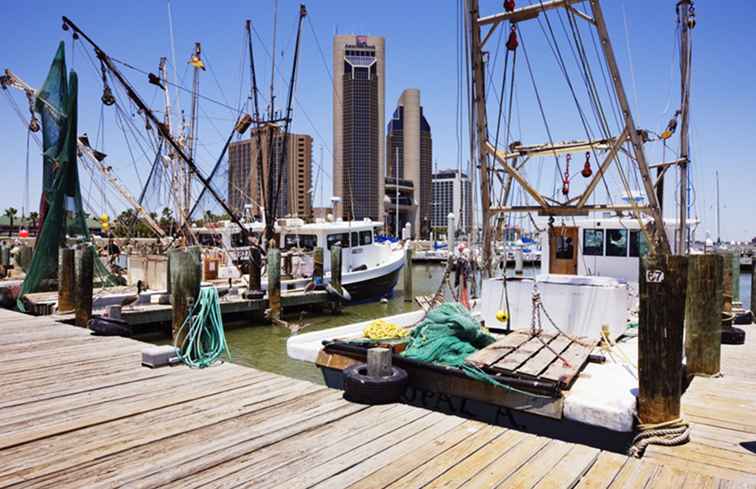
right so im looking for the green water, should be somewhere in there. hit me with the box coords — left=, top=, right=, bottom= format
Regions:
left=223, top=263, right=449, bottom=384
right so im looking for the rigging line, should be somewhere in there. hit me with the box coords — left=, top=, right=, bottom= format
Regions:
left=621, top=2, right=641, bottom=123
left=202, top=51, right=234, bottom=110
left=492, top=48, right=510, bottom=205
left=587, top=19, right=622, bottom=133
left=167, top=0, right=183, bottom=120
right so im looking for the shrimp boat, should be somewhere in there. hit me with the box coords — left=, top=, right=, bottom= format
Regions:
left=289, top=0, right=702, bottom=451
left=193, top=217, right=405, bottom=300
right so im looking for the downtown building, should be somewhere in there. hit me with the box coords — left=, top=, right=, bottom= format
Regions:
left=432, top=169, right=472, bottom=233
left=385, top=89, right=432, bottom=238
left=332, top=34, right=385, bottom=222
left=227, top=125, right=313, bottom=219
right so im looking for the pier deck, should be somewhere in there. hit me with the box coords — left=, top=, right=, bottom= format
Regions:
left=0, top=308, right=753, bottom=488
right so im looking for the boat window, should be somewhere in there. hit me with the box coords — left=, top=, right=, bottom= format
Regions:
left=360, top=230, right=373, bottom=246
left=606, top=229, right=628, bottom=257
left=583, top=229, right=604, bottom=256
left=283, top=234, right=318, bottom=251
left=231, top=233, right=245, bottom=247
left=629, top=230, right=648, bottom=257
left=555, top=236, right=575, bottom=260
left=198, top=233, right=222, bottom=246
left=327, top=233, right=350, bottom=249
left=351, top=232, right=359, bottom=247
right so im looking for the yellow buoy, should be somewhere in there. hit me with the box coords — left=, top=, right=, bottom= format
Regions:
left=495, top=310, right=508, bottom=322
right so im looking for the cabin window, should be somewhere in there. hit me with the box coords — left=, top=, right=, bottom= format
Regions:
left=231, top=233, right=245, bottom=247
left=583, top=229, right=604, bottom=256
left=327, top=233, right=350, bottom=249
left=629, top=230, right=648, bottom=257
left=351, top=232, right=359, bottom=247
left=360, top=230, right=373, bottom=246
left=606, top=229, right=628, bottom=257
left=283, top=234, right=317, bottom=251
left=555, top=236, right=575, bottom=260
left=198, top=233, right=222, bottom=246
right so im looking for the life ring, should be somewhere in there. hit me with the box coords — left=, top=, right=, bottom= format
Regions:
left=343, top=363, right=408, bottom=405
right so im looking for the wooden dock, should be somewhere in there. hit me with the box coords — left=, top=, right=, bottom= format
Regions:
left=0, top=308, right=754, bottom=488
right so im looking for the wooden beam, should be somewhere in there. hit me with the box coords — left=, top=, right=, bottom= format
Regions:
left=492, top=138, right=613, bottom=161
left=649, top=158, right=687, bottom=170
left=485, top=141, right=550, bottom=209
left=575, top=128, right=627, bottom=208
left=566, top=4, right=595, bottom=24
left=478, top=0, right=586, bottom=25
left=490, top=204, right=651, bottom=216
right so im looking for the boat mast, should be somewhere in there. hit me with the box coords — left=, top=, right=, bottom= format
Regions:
left=246, top=19, right=267, bottom=225
left=677, top=0, right=694, bottom=254
left=185, top=42, right=203, bottom=228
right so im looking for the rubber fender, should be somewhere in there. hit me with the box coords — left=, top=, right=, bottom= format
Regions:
left=343, top=363, right=408, bottom=405
left=89, top=316, right=132, bottom=337
left=721, top=326, right=746, bottom=345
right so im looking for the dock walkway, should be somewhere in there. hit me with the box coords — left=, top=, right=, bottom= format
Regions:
left=0, top=308, right=753, bottom=488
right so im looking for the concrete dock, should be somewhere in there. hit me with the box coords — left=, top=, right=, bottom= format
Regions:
left=0, top=308, right=754, bottom=488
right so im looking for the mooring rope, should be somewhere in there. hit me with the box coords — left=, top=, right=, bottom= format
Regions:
left=628, top=417, right=691, bottom=458
left=174, top=287, right=230, bottom=368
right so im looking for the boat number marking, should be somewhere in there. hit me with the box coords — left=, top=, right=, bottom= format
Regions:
left=646, top=270, right=664, bottom=283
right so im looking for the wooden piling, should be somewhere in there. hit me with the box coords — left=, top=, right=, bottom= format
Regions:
left=638, top=254, right=688, bottom=425
left=685, top=254, right=723, bottom=376
left=721, top=252, right=733, bottom=314
left=57, top=247, right=75, bottom=314
left=404, top=247, right=414, bottom=302
left=367, top=347, right=393, bottom=377
left=282, top=252, right=292, bottom=278
left=74, top=245, right=94, bottom=328
left=267, top=240, right=281, bottom=322
left=250, top=246, right=262, bottom=292
left=330, top=244, right=342, bottom=293
left=731, top=253, right=741, bottom=304
left=168, top=246, right=201, bottom=342
left=751, top=259, right=756, bottom=315
left=313, top=247, right=324, bottom=283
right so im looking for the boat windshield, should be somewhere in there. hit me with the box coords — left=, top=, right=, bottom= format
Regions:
left=283, top=234, right=318, bottom=251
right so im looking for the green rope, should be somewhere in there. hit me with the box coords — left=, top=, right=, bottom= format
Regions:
left=174, top=287, right=230, bottom=368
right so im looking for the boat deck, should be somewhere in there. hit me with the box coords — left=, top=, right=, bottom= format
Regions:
left=0, top=308, right=753, bottom=488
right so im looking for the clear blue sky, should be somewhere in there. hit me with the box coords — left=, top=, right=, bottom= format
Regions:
left=1, top=0, right=753, bottom=241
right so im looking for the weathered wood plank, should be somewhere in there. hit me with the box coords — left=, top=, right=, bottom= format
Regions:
left=465, top=331, right=533, bottom=368
left=516, top=334, right=573, bottom=378
left=539, top=339, right=595, bottom=388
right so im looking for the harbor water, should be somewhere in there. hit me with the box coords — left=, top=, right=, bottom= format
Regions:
left=222, top=264, right=752, bottom=385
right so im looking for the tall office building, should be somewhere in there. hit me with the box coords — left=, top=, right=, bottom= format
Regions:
left=228, top=125, right=312, bottom=219
left=386, top=89, right=432, bottom=238
left=432, top=170, right=473, bottom=233
left=333, top=34, right=385, bottom=221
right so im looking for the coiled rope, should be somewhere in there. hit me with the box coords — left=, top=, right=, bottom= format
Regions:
left=174, top=287, right=230, bottom=368
left=628, top=417, right=690, bottom=458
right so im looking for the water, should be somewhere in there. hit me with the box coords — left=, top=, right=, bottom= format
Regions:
left=739, top=271, right=752, bottom=310
left=224, top=263, right=449, bottom=384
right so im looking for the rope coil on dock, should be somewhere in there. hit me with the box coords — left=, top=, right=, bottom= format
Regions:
left=628, top=417, right=690, bottom=458
left=174, top=287, right=230, bottom=368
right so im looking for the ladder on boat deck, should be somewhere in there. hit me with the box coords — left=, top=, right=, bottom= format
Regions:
left=466, top=331, right=596, bottom=390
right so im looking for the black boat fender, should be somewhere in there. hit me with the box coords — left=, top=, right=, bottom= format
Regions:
left=88, top=316, right=132, bottom=337
left=343, top=363, right=408, bottom=405
left=721, top=326, right=746, bottom=345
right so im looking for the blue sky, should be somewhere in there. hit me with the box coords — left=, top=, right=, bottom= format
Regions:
left=1, top=0, right=754, bottom=241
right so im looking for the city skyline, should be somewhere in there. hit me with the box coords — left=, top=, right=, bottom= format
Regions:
left=0, top=1, right=753, bottom=240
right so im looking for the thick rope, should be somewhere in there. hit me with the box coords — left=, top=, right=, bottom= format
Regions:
left=628, top=417, right=690, bottom=458
left=174, top=287, right=230, bottom=368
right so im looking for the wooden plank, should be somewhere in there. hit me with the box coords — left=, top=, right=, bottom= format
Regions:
left=606, top=458, right=660, bottom=489
left=490, top=335, right=554, bottom=372
left=539, top=339, right=595, bottom=388
left=516, top=334, right=573, bottom=378
left=495, top=439, right=573, bottom=488
left=465, top=331, right=532, bottom=368
left=532, top=444, right=600, bottom=489
left=457, top=435, right=550, bottom=488
left=574, top=451, right=629, bottom=489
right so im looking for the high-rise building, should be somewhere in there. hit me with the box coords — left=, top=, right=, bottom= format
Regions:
left=228, top=125, right=312, bottom=219
left=333, top=34, right=385, bottom=222
left=432, top=170, right=473, bottom=233
left=386, top=89, right=432, bottom=238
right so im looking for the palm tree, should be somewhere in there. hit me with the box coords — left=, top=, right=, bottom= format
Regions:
left=29, top=211, right=39, bottom=231
left=4, top=208, right=18, bottom=236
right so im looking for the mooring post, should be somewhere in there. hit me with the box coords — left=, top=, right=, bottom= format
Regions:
left=282, top=252, right=292, bottom=278
left=74, top=245, right=94, bottom=328
left=751, top=258, right=756, bottom=316
left=721, top=251, right=734, bottom=314
left=331, top=244, right=342, bottom=292
left=685, top=254, right=724, bottom=376
left=313, top=247, right=324, bottom=283
left=731, top=253, right=741, bottom=304
left=367, top=347, right=393, bottom=377
left=404, top=246, right=414, bottom=302
left=638, top=254, right=688, bottom=424
left=168, top=246, right=201, bottom=343
left=250, top=246, right=262, bottom=292
left=267, top=240, right=281, bottom=322
left=57, top=247, right=75, bottom=314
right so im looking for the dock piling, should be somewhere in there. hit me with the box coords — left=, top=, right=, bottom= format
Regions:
left=57, top=247, right=75, bottom=314
left=367, top=347, right=393, bottom=377
left=267, top=240, right=281, bottom=322
left=313, top=247, right=324, bottom=283
left=721, top=251, right=734, bottom=314
left=638, top=254, right=688, bottom=424
left=685, top=254, right=723, bottom=376
left=731, top=253, right=741, bottom=304
left=250, top=246, right=262, bottom=292
left=168, top=246, right=201, bottom=342
left=404, top=246, right=414, bottom=302
left=74, top=245, right=94, bottom=328
left=751, top=258, right=755, bottom=314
